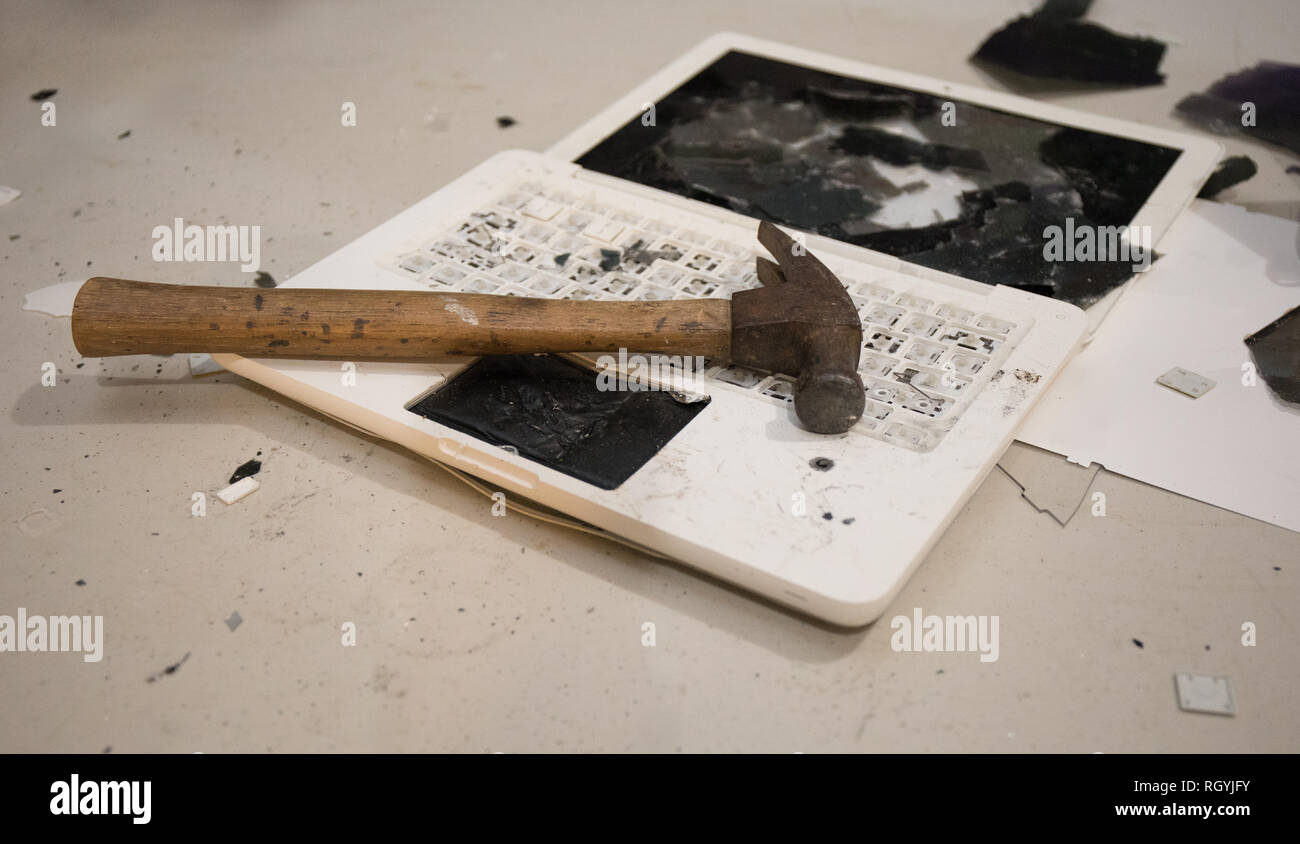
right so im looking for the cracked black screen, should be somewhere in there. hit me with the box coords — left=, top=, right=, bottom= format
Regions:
left=576, top=50, right=1183, bottom=308
left=409, top=354, right=710, bottom=490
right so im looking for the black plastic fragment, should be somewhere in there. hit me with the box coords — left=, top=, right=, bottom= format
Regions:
left=1197, top=156, right=1258, bottom=199
left=1175, top=62, right=1300, bottom=156
left=407, top=355, right=709, bottom=490
left=30, top=88, right=57, bottom=101
left=598, top=249, right=622, bottom=271
left=1244, top=305, right=1300, bottom=405
left=229, top=459, right=262, bottom=484
left=971, top=0, right=1166, bottom=87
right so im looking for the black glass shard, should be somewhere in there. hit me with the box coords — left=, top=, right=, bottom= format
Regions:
left=1245, top=305, right=1300, bottom=405
left=1176, top=62, right=1300, bottom=156
left=971, top=0, right=1167, bottom=87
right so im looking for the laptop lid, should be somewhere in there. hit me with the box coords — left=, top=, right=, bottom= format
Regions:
left=548, top=33, right=1223, bottom=335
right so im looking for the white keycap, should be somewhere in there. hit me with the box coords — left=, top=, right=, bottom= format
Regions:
left=582, top=218, right=625, bottom=242
left=521, top=197, right=562, bottom=221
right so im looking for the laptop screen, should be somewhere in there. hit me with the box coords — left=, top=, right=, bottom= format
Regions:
left=575, top=50, right=1182, bottom=308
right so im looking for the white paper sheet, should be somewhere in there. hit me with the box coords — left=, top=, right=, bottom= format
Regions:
left=1017, top=200, right=1300, bottom=534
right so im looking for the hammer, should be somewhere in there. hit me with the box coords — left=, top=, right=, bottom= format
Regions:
left=71, top=221, right=866, bottom=433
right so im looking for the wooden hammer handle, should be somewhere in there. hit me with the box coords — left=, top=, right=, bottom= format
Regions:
left=71, top=277, right=732, bottom=361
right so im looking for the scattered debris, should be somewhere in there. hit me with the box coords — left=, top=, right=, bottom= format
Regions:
left=998, top=442, right=1100, bottom=526
left=809, top=456, right=835, bottom=471
left=554, top=252, right=570, bottom=267
left=1132, top=638, right=1144, bottom=648
left=598, top=248, right=621, bottom=271
left=1174, top=672, right=1236, bottom=716
left=842, top=517, right=855, bottom=525
left=146, top=652, right=190, bottom=683
left=0, top=185, right=20, bottom=207
left=621, top=239, right=687, bottom=271
left=116, top=129, right=131, bottom=140
left=228, top=459, right=262, bottom=484
left=75, top=579, right=86, bottom=587
left=1288, top=165, right=1300, bottom=176
left=1176, top=61, right=1300, bottom=155
left=971, top=0, right=1167, bottom=87
left=30, top=88, right=57, bottom=101
left=1196, top=156, right=1258, bottom=199
left=1156, top=366, right=1216, bottom=399
left=667, top=389, right=708, bottom=405
left=252, top=271, right=277, bottom=288
left=217, top=476, right=260, bottom=505
left=22, top=280, right=83, bottom=317
left=822, top=512, right=834, bottom=521
left=1244, top=305, right=1300, bottom=404
left=187, top=353, right=224, bottom=377
left=224, top=611, right=243, bottom=632
left=422, top=108, right=451, bottom=132
left=495, top=115, right=517, bottom=129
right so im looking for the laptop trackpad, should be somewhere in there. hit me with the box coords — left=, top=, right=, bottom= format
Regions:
left=407, top=355, right=710, bottom=490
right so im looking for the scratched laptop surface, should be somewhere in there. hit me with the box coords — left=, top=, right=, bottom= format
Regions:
left=215, top=148, right=1088, bottom=625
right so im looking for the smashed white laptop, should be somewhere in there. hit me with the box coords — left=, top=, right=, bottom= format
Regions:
left=214, top=35, right=1219, bottom=624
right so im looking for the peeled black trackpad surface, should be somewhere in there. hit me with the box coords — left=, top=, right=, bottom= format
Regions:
left=407, top=355, right=709, bottom=490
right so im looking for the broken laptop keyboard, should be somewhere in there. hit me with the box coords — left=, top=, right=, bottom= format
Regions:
left=385, top=182, right=1026, bottom=452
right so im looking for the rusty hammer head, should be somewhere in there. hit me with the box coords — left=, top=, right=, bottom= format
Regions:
left=729, top=221, right=865, bottom=434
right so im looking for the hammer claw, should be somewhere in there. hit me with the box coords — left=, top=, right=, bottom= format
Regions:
left=754, top=257, right=787, bottom=287
left=756, top=220, right=799, bottom=267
